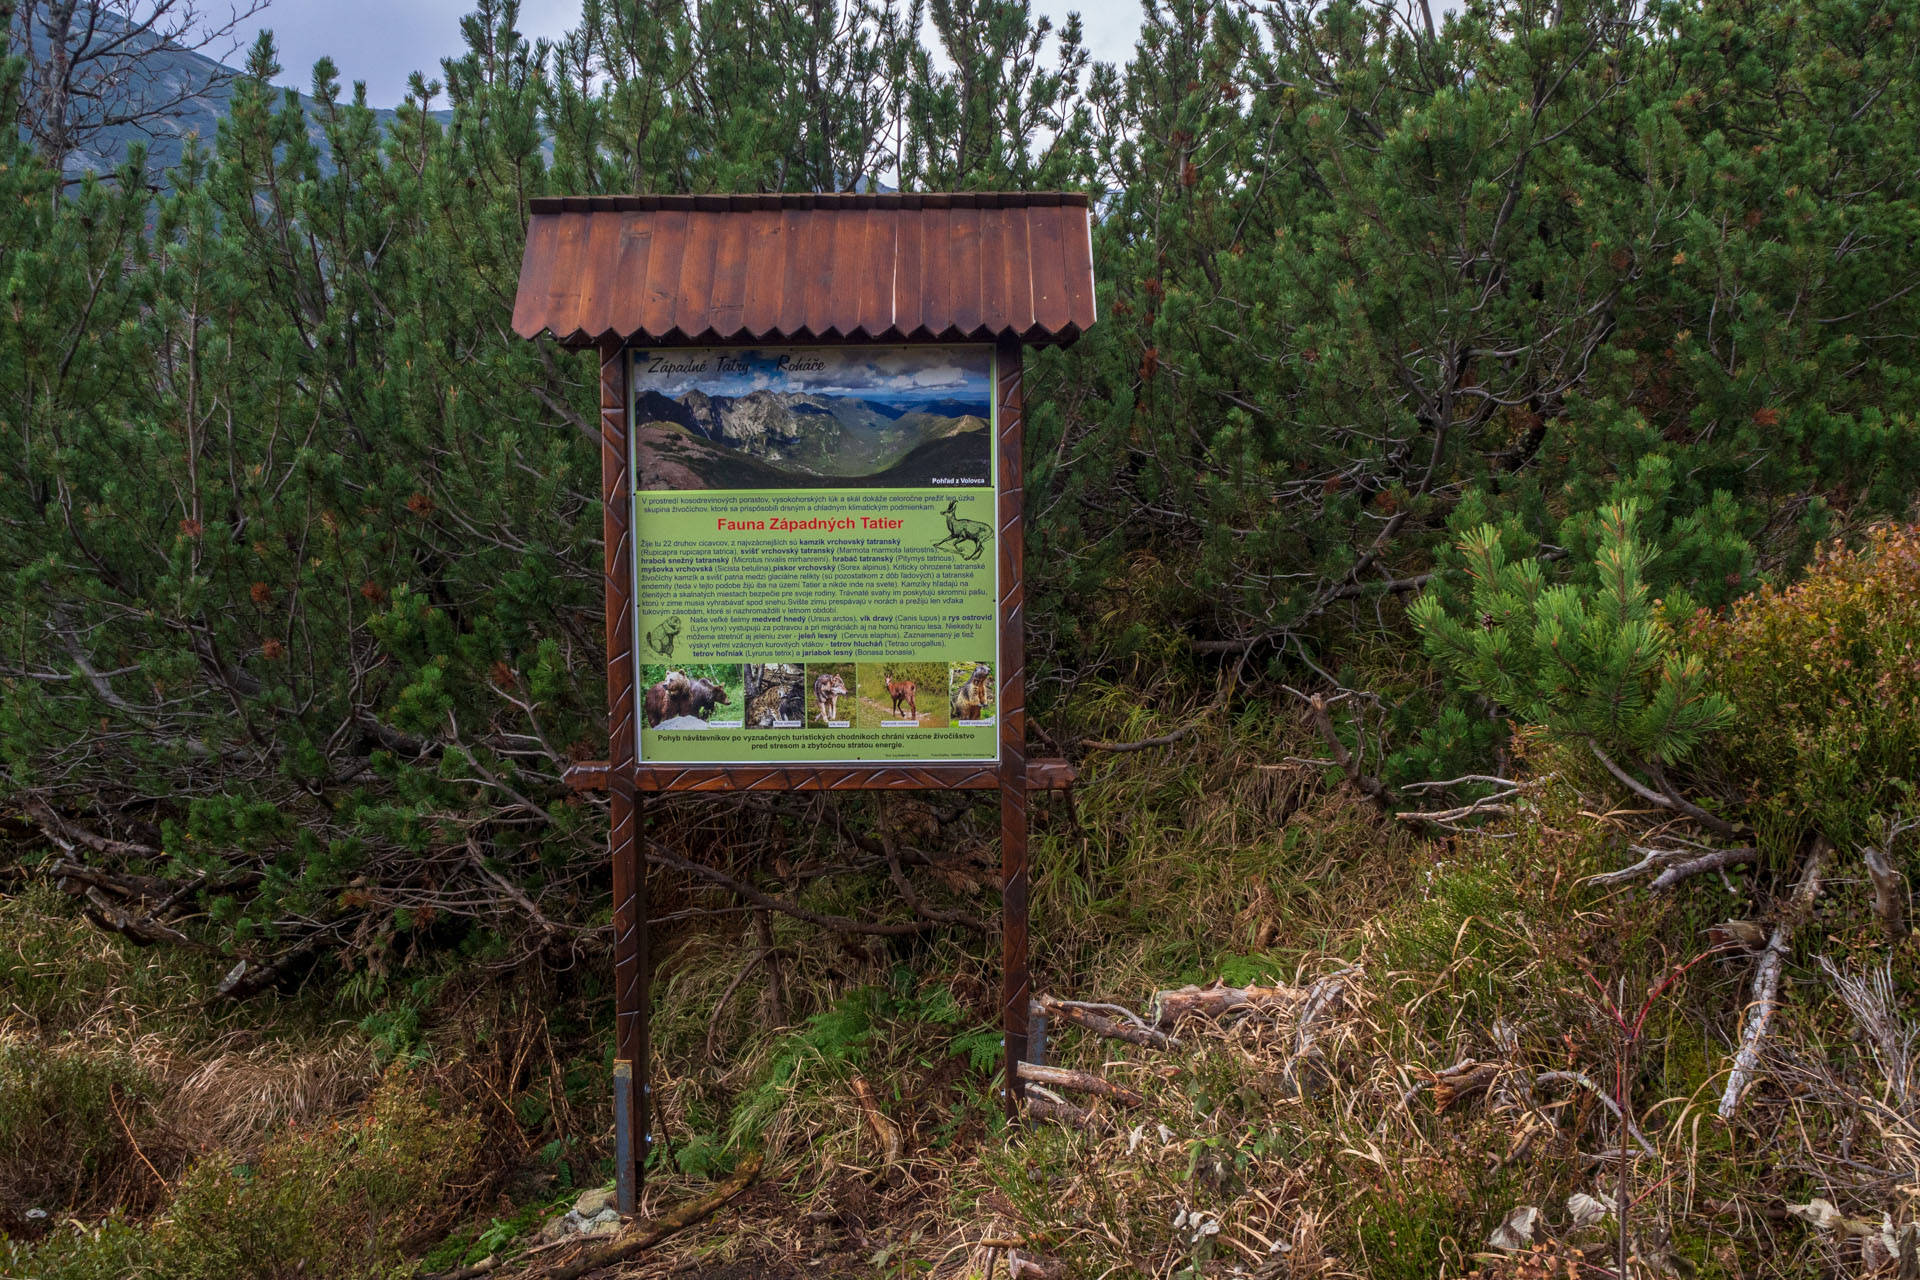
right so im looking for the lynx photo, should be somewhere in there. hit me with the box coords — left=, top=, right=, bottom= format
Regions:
left=742, top=662, right=807, bottom=728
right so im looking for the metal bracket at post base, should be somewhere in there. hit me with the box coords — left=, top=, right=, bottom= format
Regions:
left=612, top=1063, right=657, bottom=1216
left=613, top=1059, right=637, bottom=1215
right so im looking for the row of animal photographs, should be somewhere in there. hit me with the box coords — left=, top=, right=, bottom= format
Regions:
left=640, top=661, right=995, bottom=731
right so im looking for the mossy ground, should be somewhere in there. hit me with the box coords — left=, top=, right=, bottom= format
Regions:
left=2, top=683, right=1910, bottom=1278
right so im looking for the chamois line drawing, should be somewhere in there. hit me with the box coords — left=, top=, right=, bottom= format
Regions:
left=933, top=499, right=993, bottom=561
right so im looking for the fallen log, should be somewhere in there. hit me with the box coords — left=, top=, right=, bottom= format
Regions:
left=1016, top=1062, right=1145, bottom=1108
left=1150, top=980, right=1309, bottom=1028
left=1023, top=1088, right=1109, bottom=1134
left=535, top=1151, right=764, bottom=1280
left=1031, top=995, right=1176, bottom=1050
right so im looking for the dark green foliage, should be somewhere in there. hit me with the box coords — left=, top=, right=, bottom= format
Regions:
left=157, top=1073, right=487, bottom=1280
left=0, top=1038, right=160, bottom=1215
left=2, top=0, right=1918, bottom=994
left=4, top=1071, right=490, bottom=1280
left=1034, top=0, right=1920, bottom=773
left=0, top=0, right=1097, bottom=988
left=1414, top=499, right=1732, bottom=765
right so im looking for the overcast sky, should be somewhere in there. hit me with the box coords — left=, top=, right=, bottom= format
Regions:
left=231, top=0, right=1147, bottom=108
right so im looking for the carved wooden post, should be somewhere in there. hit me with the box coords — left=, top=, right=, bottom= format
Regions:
left=996, top=338, right=1029, bottom=1116
left=601, top=342, right=649, bottom=1211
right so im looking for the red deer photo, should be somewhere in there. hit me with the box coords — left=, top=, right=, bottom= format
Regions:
left=886, top=673, right=916, bottom=718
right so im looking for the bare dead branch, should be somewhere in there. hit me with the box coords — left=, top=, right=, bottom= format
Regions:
left=883, top=835, right=991, bottom=933
left=1080, top=725, right=1197, bottom=754
left=1151, top=979, right=1311, bottom=1028
left=1032, top=994, right=1177, bottom=1050
left=1298, top=691, right=1395, bottom=810
left=1589, top=742, right=1742, bottom=839
left=645, top=840, right=939, bottom=937
left=850, top=1075, right=904, bottom=1165
left=1534, top=1071, right=1659, bottom=1158
left=534, top=1152, right=763, bottom=1280
left=1023, top=1086, right=1107, bottom=1134
left=1720, top=839, right=1830, bottom=1119
left=1016, top=1061, right=1145, bottom=1108
left=1588, top=843, right=1758, bottom=891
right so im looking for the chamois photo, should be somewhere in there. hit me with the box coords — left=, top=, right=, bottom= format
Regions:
left=852, top=662, right=949, bottom=729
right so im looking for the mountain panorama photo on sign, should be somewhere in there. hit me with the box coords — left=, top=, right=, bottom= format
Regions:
left=629, top=347, right=993, bottom=491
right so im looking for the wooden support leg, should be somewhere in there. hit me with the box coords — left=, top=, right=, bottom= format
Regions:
left=601, top=338, right=648, bottom=1211
left=995, top=337, right=1029, bottom=1121
left=1002, top=774, right=1030, bottom=1118
left=612, top=781, right=649, bottom=1211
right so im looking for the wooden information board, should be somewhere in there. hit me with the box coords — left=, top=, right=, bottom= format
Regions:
left=513, top=192, right=1096, bottom=1210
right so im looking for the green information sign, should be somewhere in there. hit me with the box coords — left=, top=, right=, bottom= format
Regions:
left=631, top=346, right=1001, bottom=764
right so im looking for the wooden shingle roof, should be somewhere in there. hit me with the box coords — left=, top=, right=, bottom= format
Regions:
left=512, top=192, right=1096, bottom=348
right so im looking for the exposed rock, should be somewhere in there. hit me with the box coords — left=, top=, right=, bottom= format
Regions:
left=573, top=1187, right=616, bottom=1218
left=536, top=1186, right=624, bottom=1244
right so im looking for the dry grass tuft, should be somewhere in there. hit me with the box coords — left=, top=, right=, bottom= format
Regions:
left=165, top=1037, right=376, bottom=1156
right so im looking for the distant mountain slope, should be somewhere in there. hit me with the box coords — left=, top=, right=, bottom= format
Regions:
left=634, top=419, right=992, bottom=491
left=634, top=386, right=991, bottom=486
left=11, top=11, right=449, bottom=179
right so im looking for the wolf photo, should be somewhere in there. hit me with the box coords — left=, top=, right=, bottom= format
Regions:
left=806, top=662, right=856, bottom=728
left=852, top=662, right=950, bottom=730
left=743, top=663, right=806, bottom=728
left=630, top=346, right=992, bottom=491
left=949, top=661, right=994, bottom=724
left=640, top=664, right=742, bottom=729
